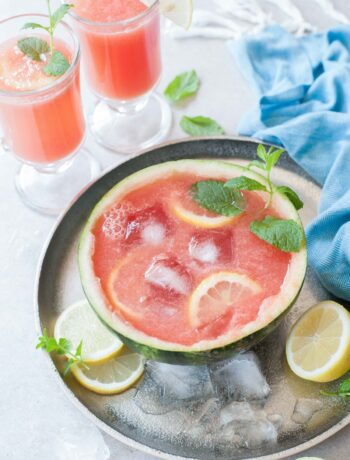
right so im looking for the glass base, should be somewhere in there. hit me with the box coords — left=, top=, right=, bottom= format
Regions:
left=89, top=92, right=172, bottom=155
left=15, top=149, right=101, bottom=216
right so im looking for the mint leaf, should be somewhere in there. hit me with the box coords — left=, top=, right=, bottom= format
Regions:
left=164, top=70, right=200, bottom=103
left=22, top=22, right=49, bottom=32
left=191, top=180, right=245, bottom=217
left=247, top=160, right=266, bottom=171
left=180, top=116, right=225, bottom=137
left=277, top=186, right=304, bottom=210
left=257, top=144, right=268, bottom=162
left=250, top=216, right=303, bottom=252
left=43, top=50, right=70, bottom=76
left=338, top=380, right=350, bottom=395
left=266, top=148, right=285, bottom=171
left=17, top=37, right=49, bottom=61
left=225, top=176, right=267, bottom=192
left=51, top=4, right=73, bottom=30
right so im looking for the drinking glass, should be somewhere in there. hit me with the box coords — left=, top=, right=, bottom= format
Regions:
left=70, top=0, right=172, bottom=154
left=0, top=15, right=100, bottom=215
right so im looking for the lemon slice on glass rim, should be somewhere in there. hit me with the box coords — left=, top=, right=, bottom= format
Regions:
left=141, top=0, right=193, bottom=29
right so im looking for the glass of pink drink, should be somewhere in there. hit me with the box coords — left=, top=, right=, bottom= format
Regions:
left=70, top=0, right=172, bottom=154
left=0, top=15, right=100, bottom=215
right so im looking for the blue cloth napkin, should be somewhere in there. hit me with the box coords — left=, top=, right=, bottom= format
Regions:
left=228, top=25, right=350, bottom=301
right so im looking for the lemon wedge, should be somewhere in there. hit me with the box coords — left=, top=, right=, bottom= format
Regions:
left=189, top=271, right=261, bottom=328
left=171, top=201, right=237, bottom=229
left=71, top=348, right=144, bottom=395
left=141, top=0, right=193, bottom=29
left=286, top=301, right=350, bottom=383
left=54, top=299, right=123, bottom=364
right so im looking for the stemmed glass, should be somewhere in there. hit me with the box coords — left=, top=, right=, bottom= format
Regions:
left=0, top=15, right=100, bottom=215
left=69, top=0, right=172, bottom=154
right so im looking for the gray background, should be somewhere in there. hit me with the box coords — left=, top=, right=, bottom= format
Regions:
left=1, top=1, right=350, bottom=459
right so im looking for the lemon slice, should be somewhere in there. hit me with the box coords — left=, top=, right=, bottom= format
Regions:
left=141, top=0, right=193, bottom=29
left=189, top=271, right=262, bottom=328
left=54, top=299, right=123, bottom=364
left=71, top=348, right=145, bottom=395
left=286, top=301, right=350, bottom=383
left=171, top=201, right=236, bottom=229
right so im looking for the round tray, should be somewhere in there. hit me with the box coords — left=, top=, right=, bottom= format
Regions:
left=35, top=137, right=350, bottom=460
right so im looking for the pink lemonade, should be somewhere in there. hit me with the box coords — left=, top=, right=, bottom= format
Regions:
left=73, top=0, right=161, bottom=100
left=0, top=36, right=85, bottom=164
left=91, top=173, right=291, bottom=346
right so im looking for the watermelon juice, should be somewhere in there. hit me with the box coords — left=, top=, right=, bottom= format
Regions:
left=90, top=171, right=292, bottom=347
left=0, top=15, right=100, bottom=215
left=71, top=0, right=161, bottom=101
left=0, top=32, right=85, bottom=164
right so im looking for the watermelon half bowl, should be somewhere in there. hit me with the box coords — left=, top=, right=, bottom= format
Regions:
left=78, top=159, right=307, bottom=365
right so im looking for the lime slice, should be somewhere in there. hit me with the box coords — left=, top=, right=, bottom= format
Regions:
left=189, top=271, right=262, bottom=328
left=71, top=348, right=144, bottom=395
left=54, top=299, right=123, bottom=364
left=141, top=0, right=193, bottom=29
left=286, top=301, right=350, bottom=382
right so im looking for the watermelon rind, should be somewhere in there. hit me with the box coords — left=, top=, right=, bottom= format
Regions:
left=78, top=160, right=307, bottom=364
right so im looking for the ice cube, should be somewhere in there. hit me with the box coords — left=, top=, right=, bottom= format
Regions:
left=53, top=424, right=110, bottom=460
left=292, top=398, right=323, bottom=424
left=218, top=402, right=278, bottom=448
left=181, top=398, right=221, bottom=438
left=209, top=352, right=270, bottom=402
left=219, top=401, right=254, bottom=426
left=144, top=361, right=214, bottom=401
left=141, top=222, right=166, bottom=245
left=189, top=238, right=218, bottom=263
left=145, top=256, right=191, bottom=296
left=188, top=230, right=233, bottom=264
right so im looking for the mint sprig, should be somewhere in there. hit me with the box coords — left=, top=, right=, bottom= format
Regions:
left=225, top=176, right=267, bottom=192
left=192, top=180, right=245, bottom=217
left=36, top=328, right=88, bottom=376
left=180, top=115, right=225, bottom=137
left=43, top=50, right=70, bottom=76
left=17, top=37, right=49, bottom=61
left=18, top=2, right=73, bottom=77
left=164, top=70, right=200, bottom=103
left=321, top=378, right=350, bottom=398
left=250, top=216, right=304, bottom=253
left=276, top=186, right=304, bottom=210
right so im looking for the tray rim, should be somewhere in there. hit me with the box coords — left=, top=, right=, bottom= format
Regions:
left=34, top=135, right=349, bottom=460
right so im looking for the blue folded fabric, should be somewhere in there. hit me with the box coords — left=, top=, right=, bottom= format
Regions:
left=228, top=25, right=350, bottom=301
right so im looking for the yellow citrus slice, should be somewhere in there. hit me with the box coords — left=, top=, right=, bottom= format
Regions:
left=189, top=271, right=262, bottom=328
left=141, top=0, right=193, bottom=29
left=171, top=201, right=237, bottom=229
left=54, top=300, right=123, bottom=364
left=286, top=301, right=350, bottom=383
left=71, top=348, right=144, bottom=395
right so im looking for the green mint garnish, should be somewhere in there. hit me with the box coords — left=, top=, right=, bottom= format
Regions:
left=17, top=2, right=73, bottom=77
left=17, top=37, right=49, bottom=61
left=164, top=70, right=200, bottom=103
left=36, top=328, right=88, bottom=376
left=191, top=180, right=245, bottom=217
left=321, top=378, right=350, bottom=398
left=225, top=176, right=267, bottom=192
left=44, top=50, right=70, bottom=76
left=250, top=216, right=304, bottom=252
left=276, top=185, right=304, bottom=210
left=180, top=115, right=225, bottom=137
left=247, top=144, right=285, bottom=209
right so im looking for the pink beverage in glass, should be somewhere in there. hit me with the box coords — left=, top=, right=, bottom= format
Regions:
left=0, top=14, right=100, bottom=215
left=0, top=37, right=85, bottom=165
left=73, top=0, right=161, bottom=101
